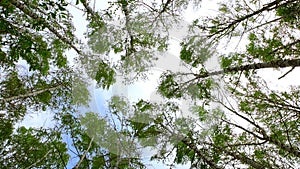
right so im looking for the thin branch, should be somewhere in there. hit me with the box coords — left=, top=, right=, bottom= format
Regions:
left=81, top=0, right=97, bottom=17
left=278, top=66, right=295, bottom=79
left=137, top=1, right=158, bottom=12
left=222, top=149, right=269, bottom=169
left=225, top=140, right=268, bottom=147
left=67, top=2, right=86, bottom=12
left=220, top=97, right=300, bottom=157
left=277, top=111, right=294, bottom=151
left=151, top=0, right=173, bottom=27
left=22, top=0, right=72, bottom=38
left=181, top=138, right=222, bottom=169
left=264, top=135, right=300, bottom=157
left=52, top=141, right=68, bottom=169
left=231, top=70, right=243, bottom=94
left=73, top=136, right=94, bottom=169
left=25, top=150, right=51, bottom=169
left=218, top=101, right=266, bottom=136
left=246, top=17, right=281, bottom=32
left=158, top=121, right=221, bottom=169
left=203, top=0, right=296, bottom=38
left=221, top=118, right=264, bottom=140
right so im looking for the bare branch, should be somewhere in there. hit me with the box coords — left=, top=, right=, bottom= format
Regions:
left=278, top=66, right=295, bottom=79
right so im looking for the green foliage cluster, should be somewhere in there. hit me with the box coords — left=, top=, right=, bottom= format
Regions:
left=158, top=72, right=182, bottom=99
left=0, top=0, right=71, bottom=74
left=180, top=36, right=215, bottom=67
left=276, top=2, right=300, bottom=28
left=0, top=126, right=69, bottom=168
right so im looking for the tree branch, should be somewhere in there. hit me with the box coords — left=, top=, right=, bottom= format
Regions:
left=0, top=85, right=61, bottom=103
left=195, top=58, right=300, bottom=79
left=278, top=66, right=295, bottom=79
left=25, top=150, right=51, bottom=169
left=9, top=0, right=81, bottom=55
left=73, top=136, right=94, bottom=169
left=205, top=0, right=296, bottom=38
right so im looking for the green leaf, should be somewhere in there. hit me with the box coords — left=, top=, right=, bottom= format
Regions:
left=254, top=150, right=265, bottom=159
left=158, top=72, right=182, bottom=99
left=95, top=63, right=116, bottom=89
left=221, top=56, right=232, bottom=68
left=180, top=45, right=193, bottom=64
left=37, top=91, right=52, bottom=104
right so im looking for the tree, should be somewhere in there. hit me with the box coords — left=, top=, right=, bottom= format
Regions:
left=0, top=126, right=69, bottom=169
left=1, top=0, right=300, bottom=168
left=0, top=0, right=118, bottom=168
left=0, top=0, right=76, bottom=167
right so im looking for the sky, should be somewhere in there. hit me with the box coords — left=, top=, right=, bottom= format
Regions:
left=17, top=0, right=300, bottom=168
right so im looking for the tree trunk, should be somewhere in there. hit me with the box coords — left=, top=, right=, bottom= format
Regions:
left=0, top=85, right=61, bottom=103
left=197, top=58, right=300, bottom=79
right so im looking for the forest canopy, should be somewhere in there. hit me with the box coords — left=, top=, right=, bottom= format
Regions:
left=0, top=0, right=300, bottom=168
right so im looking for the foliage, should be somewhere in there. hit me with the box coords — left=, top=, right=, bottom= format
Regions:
left=180, top=35, right=216, bottom=67
left=57, top=109, right=145, bottom=169
left=0, top=126, right=69, bottom=169
left=1, top=0, right=300, bottom=168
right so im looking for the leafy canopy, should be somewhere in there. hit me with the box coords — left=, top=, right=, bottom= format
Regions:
left=1, top=0, right=300, bottom=168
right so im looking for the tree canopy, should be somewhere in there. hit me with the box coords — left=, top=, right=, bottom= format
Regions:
left=0, top=0, right=300, bottom=168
